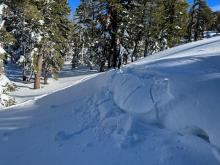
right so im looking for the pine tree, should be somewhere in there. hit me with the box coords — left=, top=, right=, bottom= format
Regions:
left=3, top=0, right=73, bottom=89
left=212, top=12, right=220, bottom=32
left=74, top=0, right=125, bottom=71
left=153, top=0, right=189, bottom=49
left=4, top=0, right=44, bottom=82
left=33, top=0, right=72, bottom=88
left=188, top=0, right=212, bottom=41
left=74, top=0, right=99, bottom=68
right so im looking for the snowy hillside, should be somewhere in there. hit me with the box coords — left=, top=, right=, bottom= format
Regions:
left=1, top=37, right=220, bottom=165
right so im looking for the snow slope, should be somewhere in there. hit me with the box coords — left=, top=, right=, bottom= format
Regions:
left=1, top=37, right=220, bottom=165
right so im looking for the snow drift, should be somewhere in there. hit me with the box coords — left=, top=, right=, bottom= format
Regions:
left=1, top=37, right=220, bottom=165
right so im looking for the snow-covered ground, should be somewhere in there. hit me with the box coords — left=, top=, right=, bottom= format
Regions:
left=3, top=63, right=98, bottom=107
left=1, top=37, right=220, bottom=165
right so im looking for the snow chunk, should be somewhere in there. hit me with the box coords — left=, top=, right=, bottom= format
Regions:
left=38, top=20, right=44, bottom=25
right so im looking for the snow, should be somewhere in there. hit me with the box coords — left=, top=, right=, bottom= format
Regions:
left=0, top=5, right=3, bottom=15
left=0, top=47, right=5, bottom=54
left=0, top=4, right=7, bottom=15
left=1, top=37, right=220, bottom=164
left=175, top=25, right=182, bottom=30
left=204, top=31, right=219, bottom=38
left=38, top=20, right=44, bottom=25
left=3, top=62, right=98, bottom=106
left=17, top=55, right=25, bottom=63
left=0, top=74, right=14, bottom=107
left=0, top=12, right=12, bottom=107
left=0, top=4, right=7, bottom=29
left=0, top=74, right=11, bottom=88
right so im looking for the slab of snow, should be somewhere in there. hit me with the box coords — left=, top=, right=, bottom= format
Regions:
left=1, top=37, right=220, bottom=164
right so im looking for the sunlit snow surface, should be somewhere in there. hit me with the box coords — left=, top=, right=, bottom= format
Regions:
left=1, top=37, right=220, bottom=165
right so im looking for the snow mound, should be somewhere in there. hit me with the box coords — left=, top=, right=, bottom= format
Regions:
left=109, top=53, right=220, bottom=150
left=1, top=37, right=220, bottom=164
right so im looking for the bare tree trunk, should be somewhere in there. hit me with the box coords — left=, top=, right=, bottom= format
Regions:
left=34, top=55, right=43, bottom=89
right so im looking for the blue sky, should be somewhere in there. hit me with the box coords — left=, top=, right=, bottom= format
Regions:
left=188, top=0, right=220, bottom=11
left=68, top=0, right=80, bottom=15
left=68, top=0, right=220, bottom=15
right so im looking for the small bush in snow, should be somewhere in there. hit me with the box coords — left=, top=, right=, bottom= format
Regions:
left=0, top=74, right=16, bottom=107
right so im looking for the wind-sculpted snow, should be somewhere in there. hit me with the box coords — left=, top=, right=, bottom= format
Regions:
left=1, top=37, right=220, bottom=164
left=110, top=54, right=220, bottom=152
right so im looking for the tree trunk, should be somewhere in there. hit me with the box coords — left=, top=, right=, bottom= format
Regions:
left=194, top=1, right=201, bottom=41
left=187, top=1, right=196, bottom=42
left=117, top=57, right=122, bottom=69
left=27, top=70, right=33, bottom=82
left=22, top=69, right=27, bottom=82
left=22, top=46, right=27, bottom=82
left=123, top=55, right=128, bottom=65
left=44, top=70, right=49, bottom=85
left=144, top=39, right=149, bottom=57
left=107, top=54, right=111, bottom=69
left=132, top=41, right=138, bottom=62
left=109, top=5, right=118, bottom=69
left=34, top=55, right=43, bottom=89
left=100, top=61, right=105, bottom=72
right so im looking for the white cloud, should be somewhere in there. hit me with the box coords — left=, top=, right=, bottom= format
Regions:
left=212, top=5, right=220, bottom=11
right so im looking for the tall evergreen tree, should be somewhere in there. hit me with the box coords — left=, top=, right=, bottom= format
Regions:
left=212, top=12, right=220, bottom=32
left=3, top=0, right=73, bottom=89
left=188, top=0, right=212, bottom=41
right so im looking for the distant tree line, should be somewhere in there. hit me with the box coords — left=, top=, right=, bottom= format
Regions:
left=72, top=0, right=220, bottom=71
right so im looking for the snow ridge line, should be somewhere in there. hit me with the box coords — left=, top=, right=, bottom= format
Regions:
left=131, top=37, right=220, bottom=65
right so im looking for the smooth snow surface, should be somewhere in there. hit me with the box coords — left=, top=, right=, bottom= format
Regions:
left=1, top=37, right=220, bottom=165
